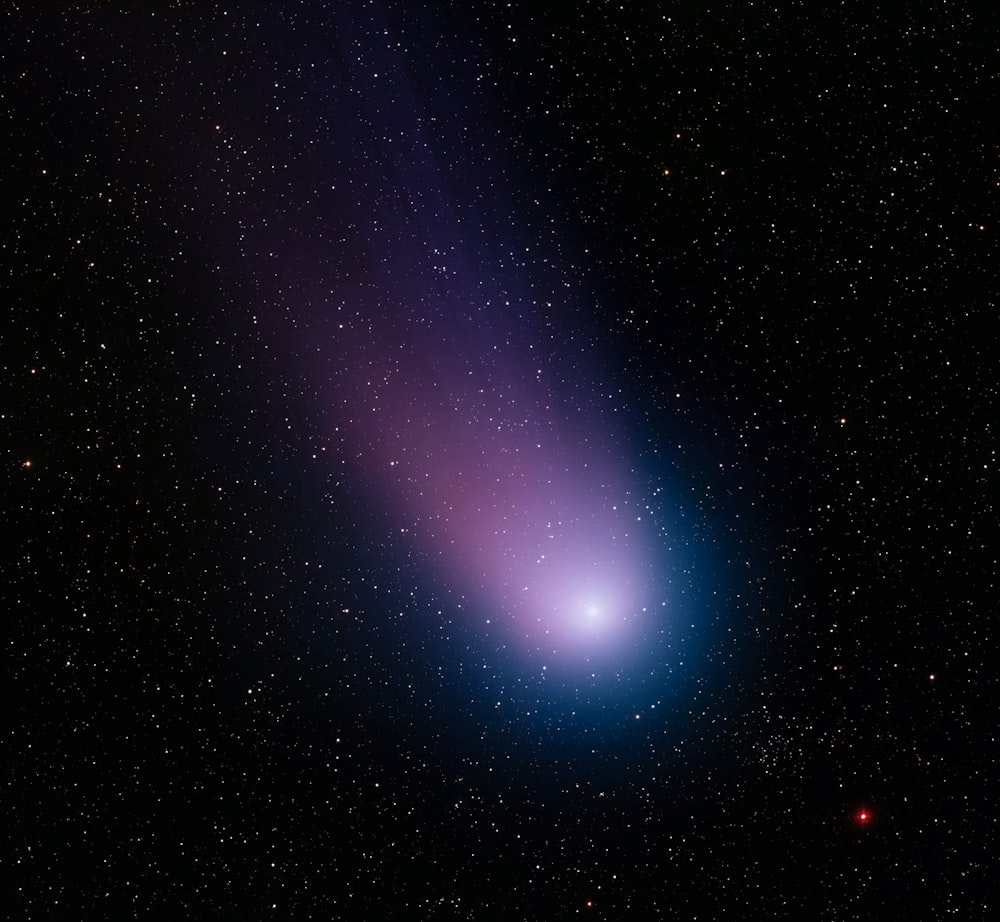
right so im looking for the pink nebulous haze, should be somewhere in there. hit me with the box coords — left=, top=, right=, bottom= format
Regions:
left=308, top=294, right=659, bottom=662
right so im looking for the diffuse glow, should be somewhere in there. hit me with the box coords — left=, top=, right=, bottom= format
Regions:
left=418, top=422, right=655, bottom=661
left=318, top=294, right=658, bottom=665
left=301, top=24, right=662, bottom=669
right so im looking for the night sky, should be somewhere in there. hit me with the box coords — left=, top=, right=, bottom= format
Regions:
left=7, top=3, right=997, bottom=918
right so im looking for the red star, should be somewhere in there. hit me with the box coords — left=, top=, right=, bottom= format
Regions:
left=855, top=807, right=873, bottom=825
